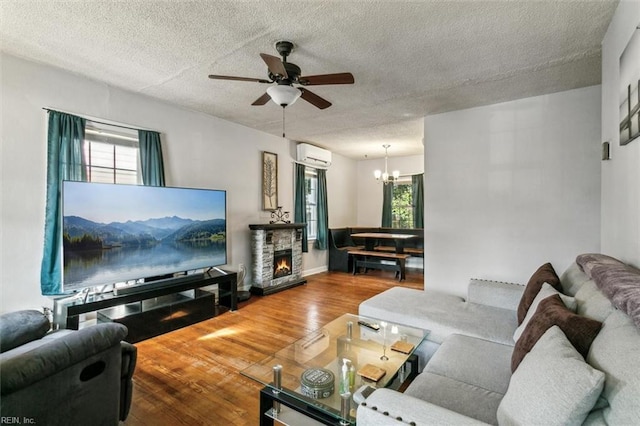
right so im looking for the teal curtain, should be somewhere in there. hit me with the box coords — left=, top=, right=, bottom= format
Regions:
left=412, top=173, right=424, bottom=228
left=314, top=169, right=329, bottom=250
left=381, top=183, right=393, bottom=227
left=294, top=163, right=308, bottom=252
left=41, top=111, right=86, bottom=295
left=138, top=130, right=166, bottom=186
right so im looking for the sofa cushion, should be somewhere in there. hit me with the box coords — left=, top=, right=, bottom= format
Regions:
left=498, top=326, right=605, bottom=426
left=467, top=279, right=524, bottom=311
left=512, top=294, right=602, bottom=371
left=423, top=334, right=513, bottom=395
left=405, top=334, right=512, bottom=425
left=560, top=261, right=593, bottom=296
left=513, top=283, right=577, bottom=342
left=405, top=371, right=503, bottom=425
left=359, top=287, right=518, bottom=347
left=517, top=263, right=562, bottom=324
left=0, top=310, right=50, bottom=353
left=574, top=279, right=616, bottom=323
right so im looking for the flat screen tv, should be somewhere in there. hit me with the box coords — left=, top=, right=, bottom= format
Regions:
left=62, top=181, right=226, bottom=293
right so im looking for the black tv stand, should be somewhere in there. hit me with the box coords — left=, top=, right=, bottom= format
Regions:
left=53, top=269, right=237, bottom=342
left=113, top=273, right=206, bottom=296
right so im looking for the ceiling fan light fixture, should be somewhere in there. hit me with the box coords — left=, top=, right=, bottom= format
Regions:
left=267, top=85, right=301, bottom=107
left=209, top=40, right=353, bottom=110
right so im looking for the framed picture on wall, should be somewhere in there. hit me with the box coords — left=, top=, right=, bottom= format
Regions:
left=262, top=151, right=278, bottom=210
left=619, top=24, right=640, bottom=146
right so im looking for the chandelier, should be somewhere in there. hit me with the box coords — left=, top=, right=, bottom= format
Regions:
left=374, top=144, right=400, bottom=184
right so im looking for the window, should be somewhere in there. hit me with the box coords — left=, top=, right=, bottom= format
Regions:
left=84, top=123, right=140, bottom=184
left=392, top=179, right=414, bottom=229
left=305, top=168, right=318, bottom=240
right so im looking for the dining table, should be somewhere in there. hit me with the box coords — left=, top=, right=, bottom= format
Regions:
left=350, top=232, right=417, bottom=254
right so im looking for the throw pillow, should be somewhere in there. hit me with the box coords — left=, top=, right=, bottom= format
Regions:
left=589, top=262, right=640, bottom=329
left=512, top=294, right=602, bottom=372
left=513, top=283, right=577, bottom=342
left=575, top=253, right=623, bottom=278
left=498, top=326, right=605, bottom=426
left=517, top=262, right=562, bottom=324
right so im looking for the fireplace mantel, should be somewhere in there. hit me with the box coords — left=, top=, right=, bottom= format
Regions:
left=249, top=223, right=306, bottom=231
left=248, top=223, right=306, bottom=295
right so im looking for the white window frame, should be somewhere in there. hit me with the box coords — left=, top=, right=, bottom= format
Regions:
left=305, top=168, right=318, bottom=240
left=391, top=177, right=414, bottom=229
left=84, top=122, right=140, bottom=184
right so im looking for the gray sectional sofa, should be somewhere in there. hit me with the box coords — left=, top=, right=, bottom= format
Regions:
left=357, top=254, right=640, bottom=425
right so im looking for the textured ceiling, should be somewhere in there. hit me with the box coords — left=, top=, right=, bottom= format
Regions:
left=0, top=1, right=617, bottom=159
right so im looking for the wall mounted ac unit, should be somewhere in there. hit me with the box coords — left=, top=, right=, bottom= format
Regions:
left=296, top=143, right=332, bottom=168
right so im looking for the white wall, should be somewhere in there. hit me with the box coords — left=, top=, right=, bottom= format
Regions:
left=0, top=53, right=356, bottom=312
left=327, top=153, right=359, bottom=228
left=600, top=1, right=640, bottom=267
left=424, top=86, right=602, bottom=297
left=304, top=152, right=358, bottom=275
left=356, top=155, right=424, bottom=226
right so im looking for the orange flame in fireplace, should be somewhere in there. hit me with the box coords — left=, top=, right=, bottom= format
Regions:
left=275, top=258, right=291, bottom=275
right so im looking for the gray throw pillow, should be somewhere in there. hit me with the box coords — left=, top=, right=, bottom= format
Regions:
left=498, top=326, right=605, bottom=426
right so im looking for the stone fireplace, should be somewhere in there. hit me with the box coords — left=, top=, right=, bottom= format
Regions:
left=249, top=223, right=306, bottom=295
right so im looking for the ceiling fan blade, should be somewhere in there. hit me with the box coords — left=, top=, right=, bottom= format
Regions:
left=260, top=53, right=288, bottom=79
left=251, top=92, right=271, bottom=106
left=300, top=88, right=332, bottom=109
left=298, top=72, right=354, bottom=86
left=208, top=74, right=271, bottom=84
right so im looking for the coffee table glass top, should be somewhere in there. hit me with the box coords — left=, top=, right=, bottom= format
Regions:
left=241, top=313, right=428, bottom=424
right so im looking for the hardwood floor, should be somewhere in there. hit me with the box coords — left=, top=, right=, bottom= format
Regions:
left=124, top=269, right=423, bottom=425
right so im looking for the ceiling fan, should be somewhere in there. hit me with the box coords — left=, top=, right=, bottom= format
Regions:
left=208, top=40, right=354, bottom=110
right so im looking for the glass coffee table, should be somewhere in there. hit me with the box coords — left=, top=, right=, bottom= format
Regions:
left=241, top=313, right=428, bottom=425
